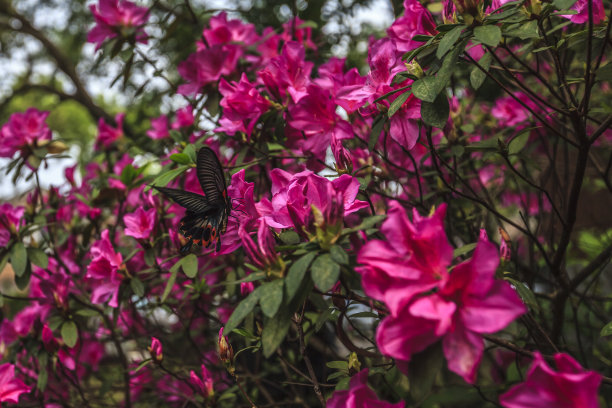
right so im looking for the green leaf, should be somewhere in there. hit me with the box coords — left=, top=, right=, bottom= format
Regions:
left=120, top=164, right=137, bottom=185
left=435, top=39, right=467, bottom=94
left=183, top=144, right=197, bottom=163
left=311, top=254, right=341, bottom=292
left=412, top=76, right=438, bottom=103
left=151, top=165, right=188, bottom=187
left=132, top=359, right=152, bottom=373
left=437, top=25, right=466, bottom=59
left=262, top=310, right=291, bottom=358
left=601, top=321, right=612, bottom=337
left=474, top=25, right=502, bottom=47
left=349, top=311, right=379, bottom=319
left=37, top=364, right=48, bottom=391
left=326, top=361, right=349, bottom=370
left=225, top=288, right=261, bottom=333
left=258, top=280, right=284, bottom=318
left=553, top=0, right=578, bottom=9
left=315, top=308, right=336, bottom=332
left=504, top=277, right=539, bottom=311
left=181, top=254, right=198, bottom=278
left=420, top=93, right=449, bottom=128
left=130, top=277, right=145, bottom=297
left=10, top=242, right=28, bottom=277
left=508, top=130, right=530, bottom=155
left=344, top=215, right=386, bottom=235
left=161, top=261, right=181, bottom=303
left=369, top=117, right=384, bottom=151
left=285, top=252, right=317, bottom=302
left=61, top=321, right=78, bottom=348
left=470, top=52, right=492, bottom=90
left=388, top=91, right=412, bottom=118
left=279, top=230, right=300, bottom=245
left=505, top=20, right=540, bottom=39
left=453, top=242, right=477, bottom=258
left=27, top=247, right=48, bottom=269
left=596, top=63, right=612, bottom=82
left=330, top=245, right=349, bottom=265
left=169, top=153, right=191, bottom=165
left=232, top=328, right=259, bottom=339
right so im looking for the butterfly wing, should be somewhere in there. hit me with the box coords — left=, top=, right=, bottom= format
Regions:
left=179, top=204, right=226, bottom=253
left=152, top=186, right=213, bottom=214
left=197, top=147, right=228, bottom=203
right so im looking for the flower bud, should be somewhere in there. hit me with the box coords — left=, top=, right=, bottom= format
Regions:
left=218, top=328, right=235, bottom=375
left=148, top=337, right=163, bottom=363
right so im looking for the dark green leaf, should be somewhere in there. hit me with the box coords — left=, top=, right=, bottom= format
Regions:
left=420, top=93, right=449, bottom=128
left=262, top=310, right=291, bottom=358
left=161, top=261, right=181, bottom=303
left=509, top=130, right=530, bottom=155
left=330, top=245, right=349, bottom=265
left=279, top=230, right=300, bottom=245
left=505, top=20, right=540, bottom=39
left=596, top=63, right=612, bottom=81
left=225, top=288, right=261, bottom=332
left=184, top=145, right=197, bottom=163
left=311, top=254, right=341, bottom=292
left=120, top=164, right=137, bottom=185
left=27, top=247, right=48, bottom=269
left=181, top=254, right=198, bottom=278
left=437, top=25, right=466, bottom=59
left=285, top=252, right=317, bottom=301
left=326, top=361, right=349, bottom=370
left=349, top=311, right=379, bottom=319
left=37, top=365, right=48, bottom=391
left=388, top=91, right=412, bottom=118
left=130, top=277, right=145, bottom=297
left=369, top=118, right=384, bottom=151
left=412, top=76, right=438, bottom=103
left=504, top=277, right=539, bottom=311
left=61, top=321, right=78, bottom=348
left=553, top=0, right=578, bottom=9
left=315, top=307, right=336, bottom=332
left=10, top=242, right=28, bottom=277
left=470, top=52, right=492, bottom=90
left=453, top=242, right=477, bottom=258
left=343, top=215, right=386, bottom=235
left=258, top=280, right=284, bottom=318
left=151, top=165, right=188, bottom=187
left=474, top=25, right=502, bottom=47
left=408, top=343, right=444, bottom=401
left=232, top=328, right=259, bottom=339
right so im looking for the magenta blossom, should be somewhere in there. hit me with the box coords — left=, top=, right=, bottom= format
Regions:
left=0, top=363, right=30, bottom=403
left=171, top=106, right=194, bottom=129
left=561, top=0, right=605, bottom=24
left=0, top=203, right=25, bottom=247
left=326, top=368, right=404, bottom=408
left=499, top=352, right=602, bottom=408
left=124, top=207, right=156, bottom=240
left=375, top=234, right=526, bottom=383
left=216, top=73, right=270, bottom=137
left=87, top=0, right=149, bottom=50
left=357, top=202, right=453, bottom=315
left=257, top=170, right=369, bottom=232
left=149, top=337, right=163, bottom=362
left=177, top=45, right=240, bottom=96
left=239, top=220, right=283, bottom=275
left=190, top=364, right=214, bottom=398
left=86, top=229, right=124, bottom=307
left=387, top=0, right=437, bottom=52
left=147, top=115, right=169, bottom=139
left=0, top=108, right=52, bottom=158
left=203, top=12, right=258, bottom=48
left=96, top=113, right=125, bottom=148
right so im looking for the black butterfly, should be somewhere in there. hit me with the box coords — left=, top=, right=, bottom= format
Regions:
left=153, top=147, right=231, bottom=253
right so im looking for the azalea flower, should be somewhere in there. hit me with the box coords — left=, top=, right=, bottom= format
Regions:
left=190, top=364, right=214, bottom=398
left=0, top=108, right=52, bottom=158
left=124, top=207, right=156, bottom=240
left=326, top=368, right=404, bottom=408
left=147, top=115, right=169, bottom=139
left=499, top=352, right=602, bottom=408
left=87, top=0, right=149, bottom=50
left=177, top=45, right=240, bottom=96
left=149, top=337, right=163, bottom=362
left=561, top=0, right=606, bottom=24
left=86, top=230, right=124, bottom=307
left=96, top=113, right=124, bottom=148
left=387, top=0, right=437, bottom=52
left=0, top=363, right=30, bottom=403
left=0, top=203, right=25, bottom=247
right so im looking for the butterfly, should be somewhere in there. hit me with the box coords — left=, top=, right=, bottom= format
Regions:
left=153, top=147, right=231, bottom=254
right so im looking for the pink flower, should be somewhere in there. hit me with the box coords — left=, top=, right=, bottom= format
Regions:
left=387, top=0, right=437, bottom=52
left=281, top=17, right=317, bottom=50
left=326, top=368, right=404, bottom=408
left=288, top=84, right=354, bottom=159
left=0, top=203, right=25, bottom=247
left=0, top=108, right=51, bottom=158
left=96, top=113, right=124, bottom=148
left=374, top=233, right=526, bottom=383
left=124, top=207, right=156, bottom=240
left=258, top=41, right=313, bottom=104
left=171, top=106, right=194, bottom=129
left=240, top=281, right=255, bottom=296
left=357, top=202, right=453, bottom=315
left=177, top=45, right=240, bottom=96
left=0, top=363, right=30, bottom=403
left=491, top=94, right=538, bottom=127
left=149, top=337, right=163, bottom=362
left=239, top=221, right=281, bottom=272
left=256, top=170, right=368, bottom=232
left=499, top=352, right=602, bottom=408
left=190, top=364, right=214, bottom=398
left=203, top=12, right=258, bottom=47
left=87, top=0, right=149, bottom=50
left=561, top=0, right=605, bottom=24
left=216, top=74, right=270, bottom=137
left=147, top=115, right=169, bottom=139
left=86, top=230, right=124, bottom=307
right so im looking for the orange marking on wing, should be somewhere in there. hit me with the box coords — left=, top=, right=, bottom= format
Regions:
left=193, top=239, right=201, bottom=245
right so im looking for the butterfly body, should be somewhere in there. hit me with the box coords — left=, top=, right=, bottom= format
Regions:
left=153, top=147, right=231, bottom=253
